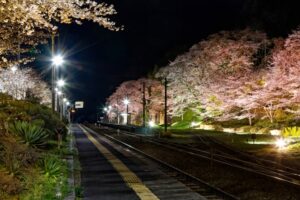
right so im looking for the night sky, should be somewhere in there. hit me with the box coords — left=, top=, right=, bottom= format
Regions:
left=35, top=0, right=300, bottom=121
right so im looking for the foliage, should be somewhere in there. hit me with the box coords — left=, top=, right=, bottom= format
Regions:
left=9, top=121, right=48, bottom=148
left=39, top=156, right=64, bottom=180
left=282, top=127, right=300, bottom=138
left=0, top=94, right=70, bottom=198
left=106, top=78, right=164, bottom=124
left=0, top=135, right=36, bottom=176
left=0, top=0, right=120, bottom=67
left=0, top=67, right=51, bottom=105
left=0, top=169, right=22, bottom=195
left=106, top=27, right=300, bottom=128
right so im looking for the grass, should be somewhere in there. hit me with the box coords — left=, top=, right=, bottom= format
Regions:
left=158, top=128, right=276, bottom=152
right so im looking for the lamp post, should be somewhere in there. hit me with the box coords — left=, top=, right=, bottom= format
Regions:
left=123, top=98, right=130, bottom=125
left=56, top=79, right=65, bottom=112
left=51, top=55, right=64, bottom=113
left=62, top=97, right=67, bottom=120
left=56, top=90, right=63, bottom=119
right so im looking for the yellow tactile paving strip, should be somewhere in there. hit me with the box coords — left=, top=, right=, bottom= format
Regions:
left=79, top=125, right=160, bottom=200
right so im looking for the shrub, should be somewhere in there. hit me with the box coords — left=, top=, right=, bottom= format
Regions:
left=257, top=128, right=270, bottom=134
left=0, top=169, right=22, bottom=195
left=9, top=121, right=48, bottom=148
left=282, top=127, right=300, bottom=138
left=39, top=156, right=63, bottom=180
left=0, top=136, right=36, bottom=176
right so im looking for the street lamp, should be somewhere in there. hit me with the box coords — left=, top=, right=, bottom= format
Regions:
left=57, top=79, right=65, bottom=87
left=123, top=98, right=130, bottom=125
left=52, top=55, right=64, bottom=66
left=57, top=90, right=62, bottom=96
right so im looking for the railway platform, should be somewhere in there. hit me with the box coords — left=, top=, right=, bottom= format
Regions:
left=72, top=124, right=206, bottom=200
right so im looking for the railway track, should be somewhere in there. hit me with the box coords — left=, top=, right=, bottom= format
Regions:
left=82, top=124, right=239, bottom=200
left=94, top=124, right=300, bottom=189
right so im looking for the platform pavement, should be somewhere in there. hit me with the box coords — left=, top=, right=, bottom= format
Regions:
left=72, top=124, right=206, bottom=200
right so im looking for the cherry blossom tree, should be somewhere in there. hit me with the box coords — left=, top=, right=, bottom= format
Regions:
left=0, top=67, right=51, bottom=105
left=107, top=78, right=164, bottom=125
left=0, top=0, right=120, bottom=66
left=156, top=29, right=268, bottom=120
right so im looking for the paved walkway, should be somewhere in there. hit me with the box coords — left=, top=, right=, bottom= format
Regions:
left=72, top=124, right=206, bottom=200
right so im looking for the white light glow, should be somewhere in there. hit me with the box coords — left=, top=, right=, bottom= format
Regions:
left=11, top=66, right=17, bottom=73
left=63, top=98, right=67, bottom=102
left=52, top=55, right=64, bottom=66
left=123, top=98, right=130, bottom=105
left=270, top=130, right=281, bottom=136
left=191, top=121, right=198, bottom=127
left=57, top=91, right=62, bottom=96
left=57, top=79, right=65, bottom=87
left=275, top=138, right=287, bottom=150
left=148, top=120, right=156, bottom=127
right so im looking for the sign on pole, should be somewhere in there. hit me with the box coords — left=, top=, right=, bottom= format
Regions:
left=75, top=101, right=84, bottom=109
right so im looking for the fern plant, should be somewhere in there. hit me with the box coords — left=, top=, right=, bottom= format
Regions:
left=282, top=127, right=300, bottom=138
left=9, top=121, right=48, bottom=148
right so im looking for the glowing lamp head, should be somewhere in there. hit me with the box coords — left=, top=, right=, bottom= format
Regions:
left=123, top=98, right=130, bottom=105
left=104, top=107, right=108, bottom=112
left=57, top=79, right=65, bottom=87
left=57, top=91, right=62, bottom=96
left=148, top=120, right=155, bottom=128
left=52, top=55, right=64, bottom=66
left=275, top=138, right=287, bottom=150
left=66, top=101, right=70, bottom=106
left=63, top=98, right=67, bottom=102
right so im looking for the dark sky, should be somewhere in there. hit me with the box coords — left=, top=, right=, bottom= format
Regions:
left=36, top=0, right=300, bottom=121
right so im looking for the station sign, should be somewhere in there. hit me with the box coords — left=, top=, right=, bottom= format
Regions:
left=75, top=101, right=84, bottom=109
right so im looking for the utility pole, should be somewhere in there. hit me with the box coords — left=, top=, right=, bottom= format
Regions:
left=51, top=34, right=56, bottom=113
left=164, top=78, right=168, bottom=134
left=142, top=82, right=146, bottom=127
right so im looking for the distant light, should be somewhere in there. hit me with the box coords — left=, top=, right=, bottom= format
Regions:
left=108, top=105, right=112, bottom=110
left=57, top=91, right=62, bottom=96
left=148, top=120, right=156, bottom=127
left=191, top=121, right=198, bottom=127
left=57, top=79, right=65, bottom=87
left=11, top=66, right=17, bottom=73
left=66, top=102, right=70, bottom=106
left=275, top=138, right=287, bottom=150
left=55, top=87, right=58, bottom=92
left=63, top=98, right=67, bottom=102
left=52, top=55, right=64, bottom=66
left=104, top=107, right=108, bottom=112
left=123, top=98, right=130, bottom=105
left=270, top=130, right=281, bottom=136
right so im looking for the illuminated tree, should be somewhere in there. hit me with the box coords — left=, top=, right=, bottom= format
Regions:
left=0, top=0, right=120, bottom=66
left=157, top=29, right=268, bottom=120
left=0, top=67, right=51, bottom=105
left=107, top=78, right=164, bottom=124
